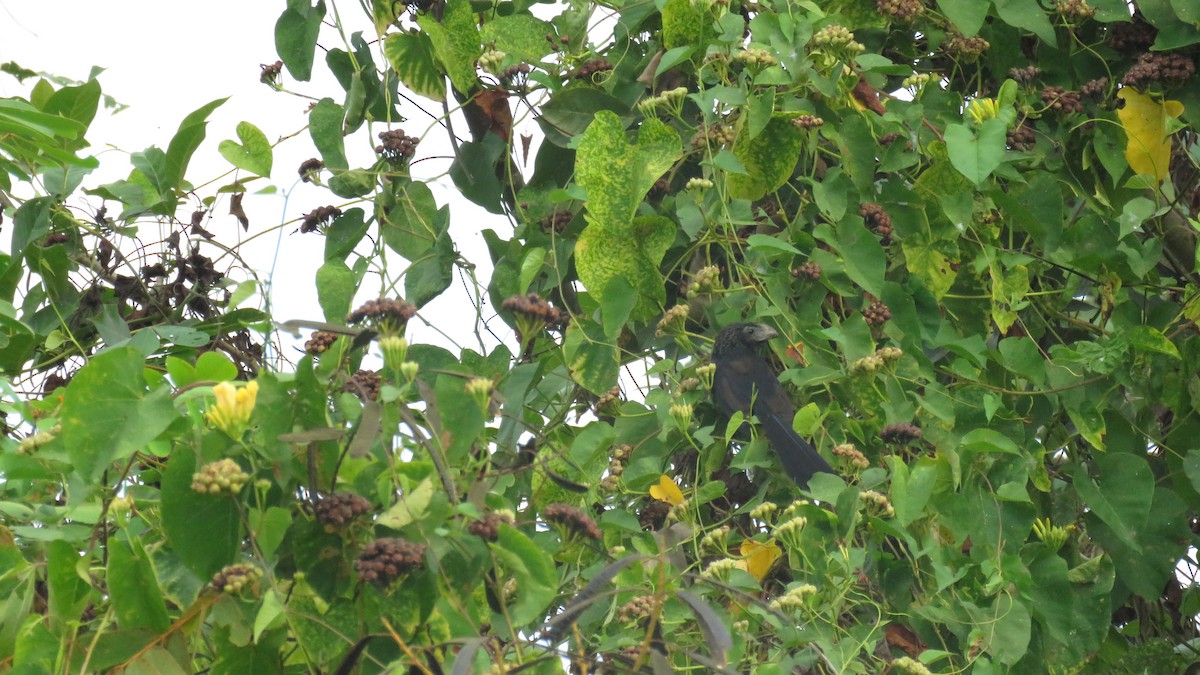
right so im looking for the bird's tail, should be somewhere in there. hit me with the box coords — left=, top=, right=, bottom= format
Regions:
left=760, top=412, right=834, bottom=488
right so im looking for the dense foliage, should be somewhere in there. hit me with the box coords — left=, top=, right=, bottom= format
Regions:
left=4, top=0, right=1200, bottom=672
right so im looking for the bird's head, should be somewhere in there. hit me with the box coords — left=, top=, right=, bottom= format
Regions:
left=713, top=322, right=779, bottom=358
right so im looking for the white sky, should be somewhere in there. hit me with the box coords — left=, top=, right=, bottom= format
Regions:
left=1, top=0, right=511, bottom=361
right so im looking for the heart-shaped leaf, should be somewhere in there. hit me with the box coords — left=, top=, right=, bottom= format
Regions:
left=218, top=121, right=273, bottom=176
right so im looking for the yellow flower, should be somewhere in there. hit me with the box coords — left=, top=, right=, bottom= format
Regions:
left=649, top=475, right=685, bottom=506
left=738, top=539, right=782, bottom=581
left=206, top=380, right=258, bottom=439
left=1116, top=89, right=1184, bottom=183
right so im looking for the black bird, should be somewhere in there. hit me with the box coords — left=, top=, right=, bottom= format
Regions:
left=711, top=322, right=834, bottom=488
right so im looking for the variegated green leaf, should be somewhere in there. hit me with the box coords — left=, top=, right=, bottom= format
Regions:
left=727, top=113, right=805, bottom=200
left=384, top=31, right=446, bottom=101
left=418, top=0, right=479, bottom=94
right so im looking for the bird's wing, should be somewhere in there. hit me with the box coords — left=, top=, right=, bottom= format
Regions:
left=714, top=353, right=833, bottom=487
left=713, top=353, right=787, bottom=417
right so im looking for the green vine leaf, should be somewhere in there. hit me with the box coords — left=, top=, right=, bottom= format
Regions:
left=383, top=31, right=446, bottom=101
left=727, top=113, right=805, bottom=200
left=218, top=121, right=273, bottom=177
left=418, top=0, right=480, bottom=94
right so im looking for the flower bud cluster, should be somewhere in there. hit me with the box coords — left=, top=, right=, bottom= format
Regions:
left=192, top=458, right=250, bottom=495
left=210, top=563, right=263, bottom=594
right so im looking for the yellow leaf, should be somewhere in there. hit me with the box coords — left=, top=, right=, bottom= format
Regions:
left=738, top=539, right=782, bottom=581
left=1116, top=89, right=1184, bottom=183
left=649, top=475, right=684, bottom=506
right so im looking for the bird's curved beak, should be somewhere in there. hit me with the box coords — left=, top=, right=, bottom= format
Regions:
left=755, top=323, right=779, bottom=341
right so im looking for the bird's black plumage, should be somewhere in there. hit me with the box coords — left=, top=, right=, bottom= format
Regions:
left=711, top=322, right=834, bottom=488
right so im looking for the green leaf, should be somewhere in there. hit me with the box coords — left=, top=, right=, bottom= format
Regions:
left=901, top=244, right=956, bottom=300
left=383, top=31, right=446, bottom=101
left=993, top=0, right=1057, bottom=44
left=727, top=113, right=805, bottom=200
left=491, top=525, right=556, bottom=625
left=316, top=260, right=358, bottom=322
left=1072, top=454, right=1152, bottom=552
left=937, top=0, right=991, bottom=35
left=836, top=222, right=886, bottom=297
left=576, top=112, right=681, bottom=232
left=562, top=319, right=619, bottom=395
left=218, top=121, right=273, bottom=177
left=519, top=247, right=547, bottom=293
left=575, top=215, right=674, bottom=320
left=381, top=181, right=447, bottom=260
left=0, top=313, right=36, bottom=375
left=1126, top=325, right=1180, bottom=359
left=43, top=78, right=102, bottom=131
left=60, top=346, right=178, bottom=483
left=324, top=208, right=368, bottom=262
left=161, top=450, right=241, bottom=580
left=746, top=234, right=801, bottom=255
left=162, top=98, right=227, bottom=191
left=945, top=119, right=1007, bottom=185
left=418, top=0, right=480, bottom=93
left=450, top=135, right=506, bottom=213
left=537, top=88, right=632, bottom=147
left=274, top=0, right=326, bottom=81
left=308, top=98, right=348, bottom=170
left=195, top=351, right=239, bottom=382
left=107, top=537, right=171, bottom=633
left=479, top=14, right=555, bottom=64
left=600, top=276, right=638, bottom=339
left=959, top=428, right=1022, bottom=455
left=404, top=235, right=455, bottom=307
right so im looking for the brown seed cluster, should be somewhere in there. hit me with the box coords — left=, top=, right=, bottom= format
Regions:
left=1079, top=77, right=1108, bottom=99
left=298, top=158, right=324, bottom=182
left=878, top=132, right=904, bottom=146
left=466, top=512, right=514, bottom=542
left=301, top=205, right=342, bottom=234
left=315, top=492, right=372, bottom=530
left=942, top=33, right=990, bottom=61
left=863, top=300, right=891, bottom=327
left=346, top=298, right=417, bottom=330
left=599, top=442, right=634, bottom=492
left=544, top=503, right=602, bottom=540
left=638, top=499, right=670, bottom=530
left=689, top=123, right=737, bottom=151
left=860, top=203, right=893, bottom=243
left=305, top=330, right=340, bottom=355
left=791, top=262, right=822, bottom=281
left=260, top=60, right=283, bottom=86
left=1121, top=52, right=1196, bottom=91
left=375, top=129, right=419, bottom=163
left=791, top=114, right=825, bottom=130
left=1007, top=124, right=1036, bottom=151
left=876, top=0, right=922, bottom=22
left=880, top=423, right=922, bottom=444
left=210, top=563, right=263, bottom=594
left=355, top=538, right=426, bottom=584
left=618, top=594, right=662, bottom=624
left=501, top=63, right=533, bottom=80
left=501, top=293, right=567, bottom=330
left=1008, top=65, right=1041, bottom=84
left=343, top=369, right=382, bottom=401
left=595, top=385, right=623, bottom=413
left=833, top=443, right=871, bottom=470
left=545, top=32, right=571, bottom=51
left=1106, top=18, right=1157, bottom=54
left=539, top=210, right=573, bottom=233
left=1040, top=86, right=1083, bottom=114
left=571, top=59, right=613, bottom=80
left=1054, top=0, right=1094, bottom=22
